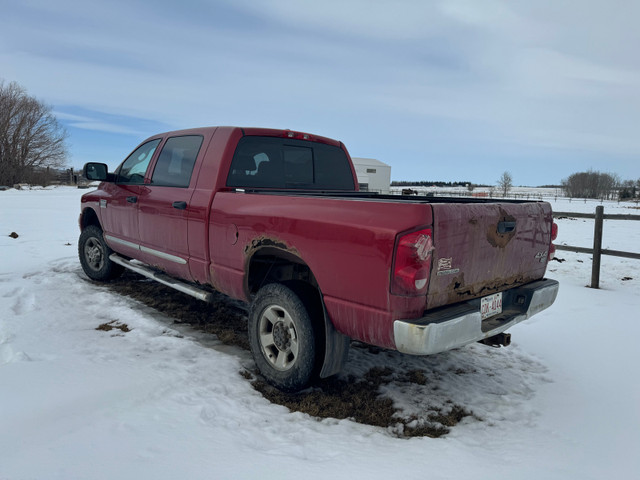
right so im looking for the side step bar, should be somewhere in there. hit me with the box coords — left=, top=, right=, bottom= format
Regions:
left=109, top=254, right=213, bottom=303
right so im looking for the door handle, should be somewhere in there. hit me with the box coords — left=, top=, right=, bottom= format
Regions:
left=497, top=221, right=516, bottom=234
left=172, top=201, right=187, bottom=210
left=126, top=196, right=138, bottom=204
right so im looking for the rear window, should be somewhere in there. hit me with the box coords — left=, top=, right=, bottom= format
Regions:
left=226, top=136, right=355, bottom=190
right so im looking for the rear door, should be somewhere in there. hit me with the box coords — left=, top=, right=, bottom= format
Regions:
left=427, top=201, right=553, bottom=309
left=136, top=135, right=204, bottom=279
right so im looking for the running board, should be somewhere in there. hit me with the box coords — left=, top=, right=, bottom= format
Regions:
left=109, top=254, right=213, bottom=302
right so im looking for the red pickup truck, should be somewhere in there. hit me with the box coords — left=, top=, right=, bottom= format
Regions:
left=79, top=126, right=559, bottom=391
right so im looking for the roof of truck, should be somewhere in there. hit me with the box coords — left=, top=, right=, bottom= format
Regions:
left=146, top=126, right=343, bottom=148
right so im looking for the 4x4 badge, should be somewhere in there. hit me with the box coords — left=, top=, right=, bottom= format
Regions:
left=535, top=251, right=548, bottom=262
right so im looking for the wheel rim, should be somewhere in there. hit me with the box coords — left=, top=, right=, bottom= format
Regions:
left=258, top=304, right=299, bottom=371
left=84, top=236, right=105, bottom=272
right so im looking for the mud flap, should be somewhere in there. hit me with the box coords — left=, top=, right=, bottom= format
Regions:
left=319, top=303, right=350, bottom=378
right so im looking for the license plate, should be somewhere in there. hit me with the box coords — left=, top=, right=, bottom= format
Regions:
left=481, top=292, right=503, bottom=320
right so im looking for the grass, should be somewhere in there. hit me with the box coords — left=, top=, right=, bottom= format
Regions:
left=96, top=321, right=130, bottom=332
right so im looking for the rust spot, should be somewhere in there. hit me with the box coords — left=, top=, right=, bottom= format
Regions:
left=486, top=208, right=517, bottom=248
left=243, top=235, right=300, bottom=258
left=445, top=273, right=467, bottom=304
left=445, top=272, right=536, bottom=304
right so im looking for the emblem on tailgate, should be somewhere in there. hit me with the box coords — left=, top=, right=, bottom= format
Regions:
left=436, top=257, right=460, bottom=276
left=535, top=251, right=548, bottom=262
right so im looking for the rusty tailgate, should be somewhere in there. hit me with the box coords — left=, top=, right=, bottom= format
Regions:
left=427, top=202, right=553, bottom=309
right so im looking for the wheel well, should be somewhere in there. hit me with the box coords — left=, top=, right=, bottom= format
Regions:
left=247, top=248, right=318, bottom=296
left=80, top=208, right=101, bottom=230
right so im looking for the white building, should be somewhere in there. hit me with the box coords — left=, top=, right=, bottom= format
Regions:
left=351, top=157, right=391, bottom=194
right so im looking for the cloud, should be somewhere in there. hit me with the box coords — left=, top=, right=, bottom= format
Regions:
left=52, top=111, right=146, bottom=135
left=2, top=0, right=639, bottom=183
left=229, top=0, right=447, bottom=40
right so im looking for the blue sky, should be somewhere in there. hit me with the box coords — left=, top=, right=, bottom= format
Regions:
left=2, top=0, right=638, bottom=186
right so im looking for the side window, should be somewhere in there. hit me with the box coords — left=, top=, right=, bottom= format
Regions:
left=117, top=139, right=161, bottom=184
left=151, top=135, right=204, bottom=187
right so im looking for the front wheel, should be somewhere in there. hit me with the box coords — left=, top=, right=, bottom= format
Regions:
left=249, top=283, right=320, bottom=392
left=78, top=225, right=124, bottom=281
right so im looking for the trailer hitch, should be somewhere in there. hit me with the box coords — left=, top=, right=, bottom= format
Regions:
left=478, top=332, right=511, bottom=348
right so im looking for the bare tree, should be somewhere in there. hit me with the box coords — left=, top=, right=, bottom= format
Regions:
left=0, top=80, right=68, bottom=186
left=497, top=171, right=513, bottom=198
left=562, top=170, right=621, bottom=200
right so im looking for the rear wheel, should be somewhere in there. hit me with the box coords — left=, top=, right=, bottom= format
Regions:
left=78, top=225, right=124, bottom=281
left=249, top=283, right=320, bottom=392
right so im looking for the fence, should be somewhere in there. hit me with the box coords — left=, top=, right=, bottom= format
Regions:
left=389, top=188, right=640, bottom=206
left=553, top=206, right=640, bottom=288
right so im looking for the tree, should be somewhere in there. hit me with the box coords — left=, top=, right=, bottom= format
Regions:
left=497, top=171, right=513, bottom=197
left=562, top=170, right=620, bottom=200
left=0, top=80, right=68, bottom=185
left=619, top=179, right=637, bottom=200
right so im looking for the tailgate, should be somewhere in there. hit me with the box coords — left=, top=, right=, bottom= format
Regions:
left=427, top=201, right=553, bottom=309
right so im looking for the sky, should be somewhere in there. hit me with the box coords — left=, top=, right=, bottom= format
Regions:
left=1, top=0, right=639, bottom=186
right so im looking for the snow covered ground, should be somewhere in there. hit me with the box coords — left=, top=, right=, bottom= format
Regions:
left=1, top=187, right=639, bottom=480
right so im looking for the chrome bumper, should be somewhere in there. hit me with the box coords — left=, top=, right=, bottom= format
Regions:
left=393, top=279, right=559, bottom=355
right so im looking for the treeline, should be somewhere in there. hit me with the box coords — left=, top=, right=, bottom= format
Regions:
left=619, top=181, right=639, bottom=199
left=562, top=170, right=639, bottom=200
left=391, top=180, right=481, bottom=188
left=0, top=80, right=68, bottom=186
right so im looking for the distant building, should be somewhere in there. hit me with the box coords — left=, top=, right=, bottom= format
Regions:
left=351, top=157, right=391, bottom=194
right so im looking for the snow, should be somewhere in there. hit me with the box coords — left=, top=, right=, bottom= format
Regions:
left=1, top=186, right=639, bottom=479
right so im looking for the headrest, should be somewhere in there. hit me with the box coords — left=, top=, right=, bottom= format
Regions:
left=234, top=153, right=256, bottom=171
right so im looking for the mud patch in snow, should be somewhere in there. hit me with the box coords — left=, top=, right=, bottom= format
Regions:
left=101, top=271, right=547, bottom=438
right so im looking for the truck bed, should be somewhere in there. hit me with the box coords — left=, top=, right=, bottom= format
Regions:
left=232, top=188, right=553, bottom=310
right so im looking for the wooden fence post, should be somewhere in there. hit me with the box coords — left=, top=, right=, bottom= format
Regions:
left=591, top=206, right=604, bottom=288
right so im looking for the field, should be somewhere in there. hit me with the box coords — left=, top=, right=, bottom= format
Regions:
left=1, top=187, right=639, bottom=480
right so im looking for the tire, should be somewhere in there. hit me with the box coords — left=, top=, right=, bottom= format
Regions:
left=78, top=225, right=124, bottom=281
left=249, top=283, right=321, bottom=392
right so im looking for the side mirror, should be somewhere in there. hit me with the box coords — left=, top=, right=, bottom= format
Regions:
left=83, top=162, right=109, bottom=181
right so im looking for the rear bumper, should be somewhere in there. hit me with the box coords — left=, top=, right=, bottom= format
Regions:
left=393, top=279, right=559, bottom=355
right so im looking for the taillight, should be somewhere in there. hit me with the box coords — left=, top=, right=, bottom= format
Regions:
left=549, top=221, right=558, bottom=261
left=391, top=228, right=434, bottom=296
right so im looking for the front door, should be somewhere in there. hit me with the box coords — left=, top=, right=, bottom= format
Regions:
left=102, top=138, right=161, bottom=255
